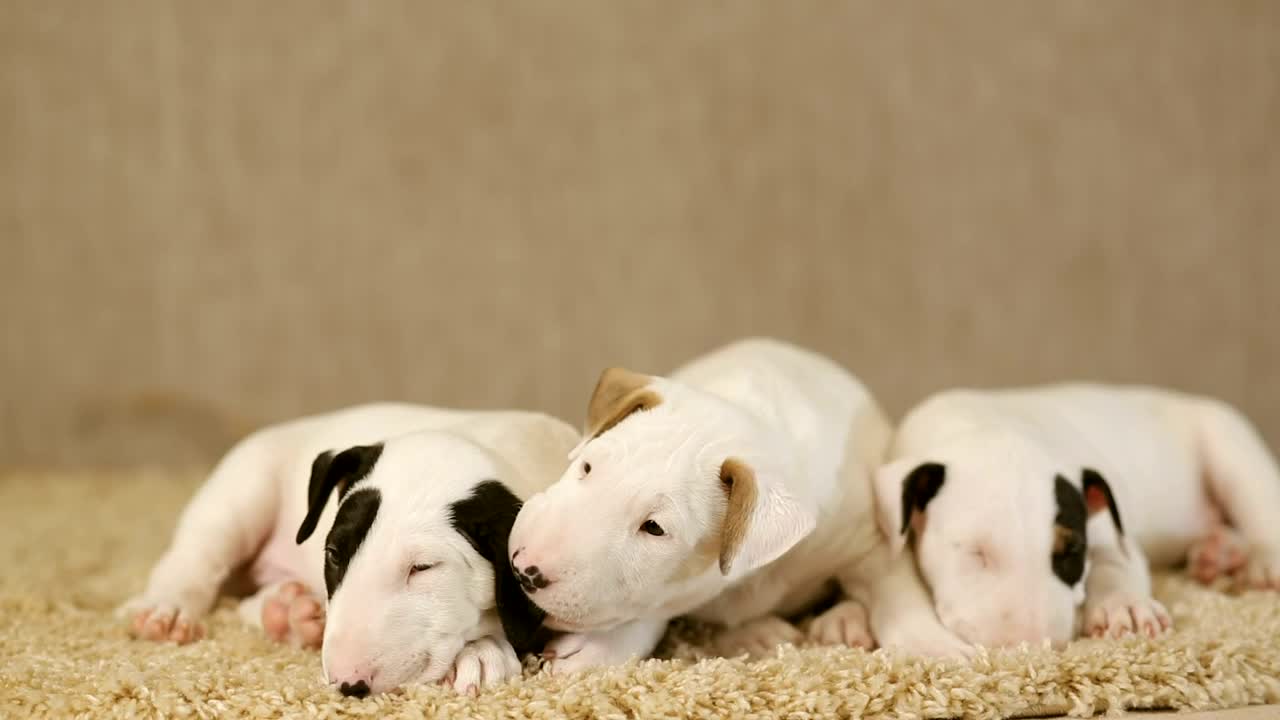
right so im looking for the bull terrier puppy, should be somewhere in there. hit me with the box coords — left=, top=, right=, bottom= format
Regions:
left=508, top=338, right=969, bottom=673
left=121, top=404, right=578, bottom=695
left=872, top=384, right=1280, bottom=648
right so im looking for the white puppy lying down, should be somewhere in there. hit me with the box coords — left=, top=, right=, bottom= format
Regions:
left=874, top=384, right=1280, bottom=648
left=508, top=338, right=969, bottom=673
left=121, top=404, right=578, bottom=696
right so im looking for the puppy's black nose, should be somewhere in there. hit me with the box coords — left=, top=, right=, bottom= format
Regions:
left=517, top=565, right=552, bottom=592
left=339, top=680, right=370, bottom=698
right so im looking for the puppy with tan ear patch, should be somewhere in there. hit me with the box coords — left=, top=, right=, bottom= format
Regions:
left=509, top=338, right=970, bottom=673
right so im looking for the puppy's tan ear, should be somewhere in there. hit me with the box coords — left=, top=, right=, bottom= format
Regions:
left=718, top=459, right=759, bottom=575
left=717, top=458, right=815, bottom=576
left=584, top=367, right=663, bottom=440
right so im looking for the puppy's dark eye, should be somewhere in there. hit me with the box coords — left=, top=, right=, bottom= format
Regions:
left=409, top=563, right=436, bottom=575
left=325, top=546, right=338, bottom=566
left=582, top=461, right=592, bottom=475
left=640, top=520, right=665, bottom=536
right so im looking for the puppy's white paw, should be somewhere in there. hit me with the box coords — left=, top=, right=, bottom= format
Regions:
left=713, top=615, right=803, bottom=659
left=440, top=636, right=521, bottom=695
left=542, top=633, right=633, bottom=675
left=807, top=600, right=874, bottom=650
left=1235, top=545, right=1280, bottom=591
left=119, top=595, right=206, bottom=644
left=1084, top=593, right=1171, bottom=639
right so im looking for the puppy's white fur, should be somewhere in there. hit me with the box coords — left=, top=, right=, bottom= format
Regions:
left=509, top=338, right=968, bottom=672
left=877, top=384, right=1280, bottom=648
left=121, top=403, right=578, bottom=694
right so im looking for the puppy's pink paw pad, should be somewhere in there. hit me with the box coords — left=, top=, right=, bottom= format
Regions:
left=808, top=600, right=874, bottom=650
left=125, top=603, right=205, bottom=645
left=261, top=581, right=325, bottom=648
left=1188, top=526, right=1249, bottom=584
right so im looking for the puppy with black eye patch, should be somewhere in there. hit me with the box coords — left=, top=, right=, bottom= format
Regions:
left=866, top=383, right=1280, bottom=649
left=121, top=404, right=578, bottom=696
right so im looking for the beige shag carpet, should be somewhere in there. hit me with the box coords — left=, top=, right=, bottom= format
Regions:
left=3, top=470, right=1280, bottom=720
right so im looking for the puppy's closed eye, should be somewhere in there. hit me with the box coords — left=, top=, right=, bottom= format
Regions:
left=971, top=546, right=992, bottom=569
left=409, top=562, right=437, bottom=576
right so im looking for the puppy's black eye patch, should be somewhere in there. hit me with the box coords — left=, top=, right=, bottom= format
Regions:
left=1051, top=475, right=1088, bottom=586
left=323, top=488, right=381, bottom=598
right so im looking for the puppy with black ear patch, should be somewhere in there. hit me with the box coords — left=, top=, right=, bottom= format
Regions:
left=870, top=384, right=1280, bottom=649
left=121, top=404, right=577, bottom=696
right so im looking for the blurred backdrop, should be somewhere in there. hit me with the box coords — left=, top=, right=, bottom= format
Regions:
left=2, top=2, right=1278, bottom=468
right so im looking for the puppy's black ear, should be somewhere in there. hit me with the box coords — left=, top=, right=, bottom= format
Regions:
left=295, top=444, right=383, bottom=545
left=450, top=480, right=548, bottom=656
left=900, top=462, right=947, bottom=536
left=1081, top=468, right=1124, bottom=535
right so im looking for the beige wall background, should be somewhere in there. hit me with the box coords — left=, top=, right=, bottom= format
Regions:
left=2, top=1, right=1278, bottom=468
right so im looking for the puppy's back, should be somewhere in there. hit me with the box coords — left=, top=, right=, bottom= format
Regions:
left=443, top=411, right=581, bottom=500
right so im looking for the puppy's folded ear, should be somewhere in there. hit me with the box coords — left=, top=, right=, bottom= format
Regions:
left=449, top=480, right=549, bottom=656
left=295, top=444, right=383, bottom=545
left=1081, top=468, right=1124, bottom=535
left=717, top=458, right=816, bottom=576
left=873, top=459, right=946, bottom=555
left=581, top=367, right=663, bottom=442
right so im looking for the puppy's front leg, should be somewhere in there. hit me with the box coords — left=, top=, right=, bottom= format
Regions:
left=1083, top=533, right=1171, bottom=639
left=120, top=437, right=280, bottom=643
left=830, top=543, right=973, bottom=658
left=542, top=617, right=668, bottom=675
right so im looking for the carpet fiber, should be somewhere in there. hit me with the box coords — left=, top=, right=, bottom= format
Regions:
left=3, top=470, right=1279, bottom=719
